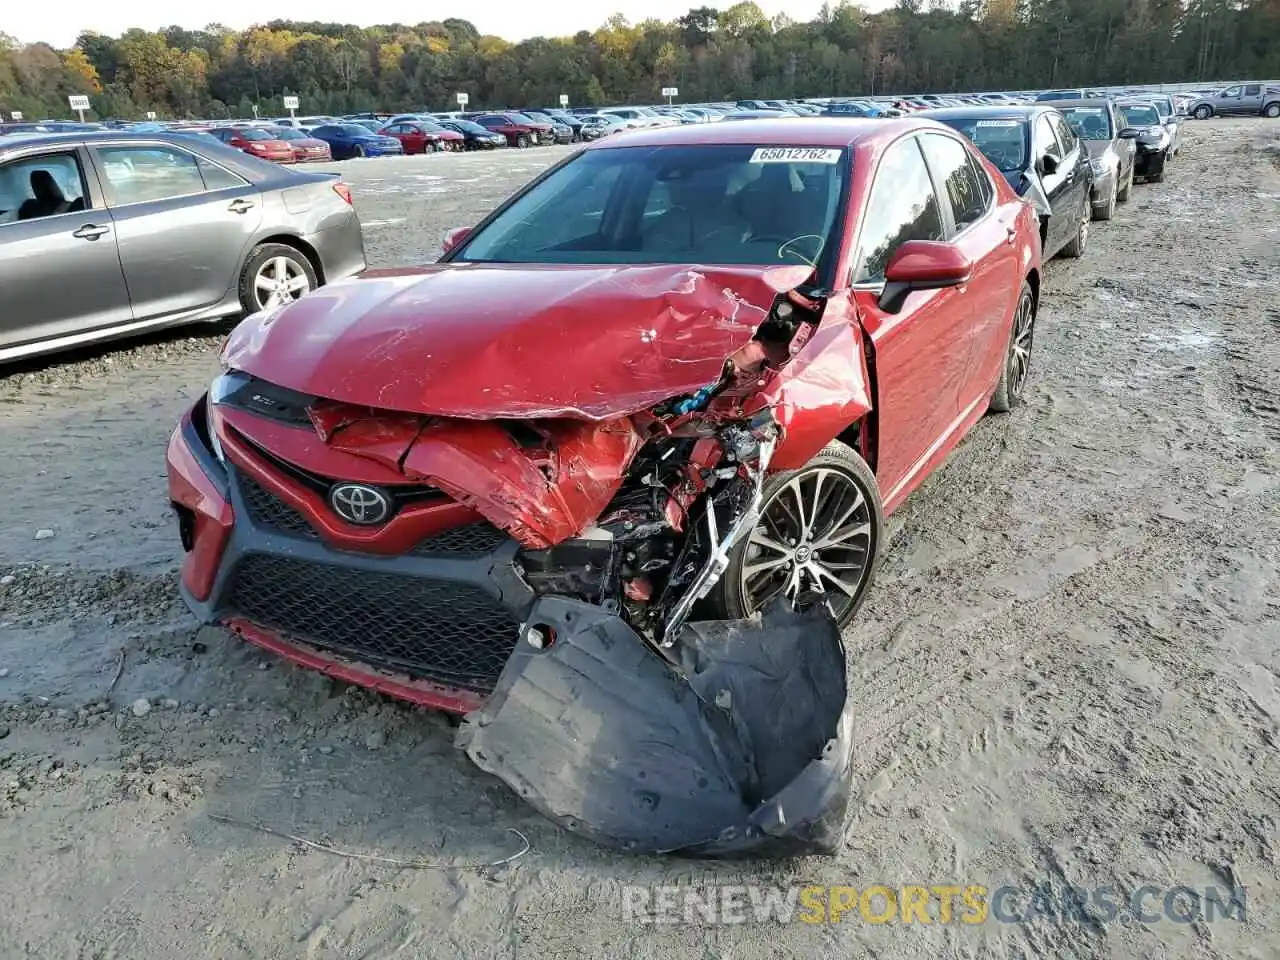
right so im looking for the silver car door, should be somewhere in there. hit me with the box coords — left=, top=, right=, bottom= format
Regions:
left=87, top=142, right=263, bottom=320
left=0, top=146, right=132, bottom=356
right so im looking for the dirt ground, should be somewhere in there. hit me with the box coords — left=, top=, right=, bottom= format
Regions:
left=1, top=120, right=1277, bottom=959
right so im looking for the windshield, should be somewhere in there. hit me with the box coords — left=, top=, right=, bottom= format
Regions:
left=1059, top=106, right=1113, bottom=140
left=235, top=128, right=275, bottom=141
left=1120, top=104, right=1160, bottom=127
left=936, top=117, right=1028, bottom=172
left=271, top=128, right=304, bottom=140
left=447, top=119, right=488, bottom=134
left=338, top=124, right=374, bottom=136
left=508, top=113, right=537, bottom=124
left=456, top=144, right=848, bottom=270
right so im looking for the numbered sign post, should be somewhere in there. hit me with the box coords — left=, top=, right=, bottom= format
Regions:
left=456, top=92, right=470, bottom=109
left=282, top=95, right=299, bottom=119
left=68, top=94, right=90, bottom=122
left=9, top=111, right=22, bottom=121
left=559, top=93, right=569, bottom=107
left=661, top=86, right=679, bottom=106
left=146, top=111, right=157, bottom=121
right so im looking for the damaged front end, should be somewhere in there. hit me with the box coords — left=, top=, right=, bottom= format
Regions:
left=206, top=263, right=870, bottom=856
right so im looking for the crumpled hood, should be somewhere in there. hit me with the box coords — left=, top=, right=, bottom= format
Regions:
left=223, top=262, right=811, bottom=420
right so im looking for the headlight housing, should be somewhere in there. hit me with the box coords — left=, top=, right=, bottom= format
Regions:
left=1089, top=158, right=1106, bottom=175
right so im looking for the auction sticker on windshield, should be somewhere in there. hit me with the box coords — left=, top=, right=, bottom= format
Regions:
left=975, top=120, right=1020, bottom=127
left=750, top=147, right=842, bottom=164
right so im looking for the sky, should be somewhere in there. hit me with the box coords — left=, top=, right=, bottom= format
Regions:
left=9, top=0, right=841, bottom=49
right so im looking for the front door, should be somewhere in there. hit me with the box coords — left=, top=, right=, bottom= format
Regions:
left=88, top=143, right=263, bottom=320
left=1032, top=114, right=1073, bottom=255
left=0, top=147, right=132, bottom=353
left=849, top=134, right=974, bottom=509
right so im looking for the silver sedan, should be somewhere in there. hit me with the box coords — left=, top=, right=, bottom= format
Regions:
left=0, top=131, right=365, bottom=363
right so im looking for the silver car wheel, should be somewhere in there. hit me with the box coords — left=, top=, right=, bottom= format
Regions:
left=254, top=256, right=311, bottom=310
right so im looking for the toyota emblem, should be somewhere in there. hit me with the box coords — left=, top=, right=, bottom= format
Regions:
left=329, top=483, right=392, bottom=526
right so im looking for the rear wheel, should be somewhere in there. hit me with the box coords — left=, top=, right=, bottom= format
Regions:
left=1265, top=103, right=1280, bottom=119
left=238, top=243, right=317, bottom=314
left=989, top=283, right=1036, bottom=413
left=708, top=442, right=883, bottom=630
left=353, top=144, right=366, bottom=158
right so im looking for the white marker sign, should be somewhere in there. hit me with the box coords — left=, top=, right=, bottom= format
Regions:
left=9, top=111, right=22, bottom=121
left=661, top=86, right=679, bottom=98
left=559, top=93, right=569, bottom=107
left=456, top=92, right=470, bottom=107
left=282, top=95, right=300, bottom=110
left=146, top=111, right=157, bottom=120
left=749, top=147, right=842, bottom=164
left=68, top=95, right=90, bottom=111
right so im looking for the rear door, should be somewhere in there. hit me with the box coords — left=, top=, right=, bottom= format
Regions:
left=849, top=135, right=970, bottom=507
left=0, top=146, right=133, bottom=353
left=918, top=132, right=1020, bottom=411
left=87, top=142, right=263, bottom=320
left=1241, top=84, right=1264, bottom=114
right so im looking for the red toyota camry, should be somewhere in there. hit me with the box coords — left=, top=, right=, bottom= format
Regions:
left=166, top=118, right=1042, bottom=714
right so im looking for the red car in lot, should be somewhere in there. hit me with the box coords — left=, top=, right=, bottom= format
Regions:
left=467, top=112, right=554, bottom=148
left=377, top=119, right=466, bottom=153
left=167, top=117, right=1042, bottom=715
left=209, top=126, right=294, bottom=163
left=267, top=126, right=333, bottom=162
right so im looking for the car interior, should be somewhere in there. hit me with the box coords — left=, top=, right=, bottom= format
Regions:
left=0, top=155, right=87, bottom=225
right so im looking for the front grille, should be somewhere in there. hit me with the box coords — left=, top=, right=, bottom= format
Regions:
left=224, top=554, right=520, bottom=692
left=411, top=522, right=509, bottom=557
left=239, top=473, right=318, bottom=539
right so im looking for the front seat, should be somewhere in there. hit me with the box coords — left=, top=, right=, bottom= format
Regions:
left=18, top=170, right=73, bottom=221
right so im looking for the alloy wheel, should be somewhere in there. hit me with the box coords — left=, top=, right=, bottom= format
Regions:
left=1009, top=290, right=1035, bottom=397
left=254, top=256, right=311, bottom=310
left=739, top=467, right=875, bottom=622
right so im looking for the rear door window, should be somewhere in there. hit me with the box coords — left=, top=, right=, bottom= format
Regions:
left=95, top=145, right=207, bottom=206
left=1244, top=84, right=1262, bottom=96
left=0, top=151, right=89, bottom=225
left=919, top=134, right=989, bottom=232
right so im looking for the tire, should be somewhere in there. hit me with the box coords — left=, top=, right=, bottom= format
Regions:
left=1265, top=103, right=1280, bottom=119
left=1092, top=182, right=1116, bottom=221
left=1060, top=199, right=1089, bottom=258
left=516, top=134, right=530, bottom=149
left=1116, top=163, right=1133, bottom=201
left=1194, top=105, right=1212, bottom=120
left=237, top=243, right=318, bottom=315
left=706, top=441, right=884, bottom=631
left=989, top=282, right=1036, bottom=413
left=353, top=144, right=366, bottom=158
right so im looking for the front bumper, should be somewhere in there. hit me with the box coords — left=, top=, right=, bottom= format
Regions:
left=1134, top=147, right=1166, bottom=177
left=166, top=401, right=532, bottom=713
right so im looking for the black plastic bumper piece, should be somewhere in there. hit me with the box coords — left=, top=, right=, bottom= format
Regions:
left=457, top=596, right=855, bottom=857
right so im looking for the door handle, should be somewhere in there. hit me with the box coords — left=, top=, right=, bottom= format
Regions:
left=72, top=224, right=109, bottom=241
left=227, top=199, right=255, bottom=214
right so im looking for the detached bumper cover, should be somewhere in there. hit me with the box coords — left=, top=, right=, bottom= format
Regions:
left=458, top=596, right=855, bottom=856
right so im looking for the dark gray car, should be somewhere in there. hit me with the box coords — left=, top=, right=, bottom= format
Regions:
left=1186, top=83, right=1280, bottom=119
left=0, top=131, right=365, bottom=363
left=1045, top=99, right=1137, bottom=220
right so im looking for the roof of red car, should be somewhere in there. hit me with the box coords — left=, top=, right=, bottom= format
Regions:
left=585, top=116, right=929, bottom=151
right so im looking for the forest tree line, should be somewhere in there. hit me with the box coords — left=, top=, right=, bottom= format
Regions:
left=1, top=0, right=1277, bottom=120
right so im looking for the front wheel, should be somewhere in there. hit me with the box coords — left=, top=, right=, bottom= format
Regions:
left=1060, top=200, right=1089, bottom=258
left=1116, top=163, right=1133, bottom=201
left=707, top=442, right=883, bottom=630
left=353, top=144, right=366, bottom=158
left=1092, top=182, right=1117, bottom=221
left=1148, top=154, right=1167, bottom=183
left=516, top=134, right=530, bottom=149
left=989, top=282, right=1036, bottom=413
left=1194, top=105, right=1212, bottom=120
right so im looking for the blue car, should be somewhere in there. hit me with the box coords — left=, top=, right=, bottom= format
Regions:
left=308, top=123, right=404, bottom=159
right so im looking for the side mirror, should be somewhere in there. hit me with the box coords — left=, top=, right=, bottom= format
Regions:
left=878, top=240, right=973, bottom=314
left=441, top=226, right=471, bottom=256
left=1037, top=153, right=1059, bottom=176
left=1118, top=127, right=1139, bottom=139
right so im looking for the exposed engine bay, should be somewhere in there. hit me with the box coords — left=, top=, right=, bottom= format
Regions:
left=202, top=264, right=869, bottom=855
